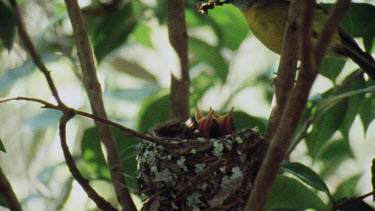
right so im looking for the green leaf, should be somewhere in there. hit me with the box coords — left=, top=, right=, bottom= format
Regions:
left=359, top=95, right=375, bottom=135
left=0, top=54, right=59, bottom=96
left=37, top=163, right=65, bottom=186
left=108, top=84, right=160, bottom=102
left=306, top=98, right=348, bottom=159
left=333, top=174, right=361, bottom=199
left=319, top=57, right=346, bottom=83
left=338, top=75, right=367, bottom=137
left=109, top=58, right=158, bottom=83
left=89, top=3, right=137, bottom=62
left=0, top=1, right=16, bottom=50
left=207, top=4, right=249, bottom=50
left=232, top=111, right=267, bottom=134
left=281, top=161, right=332, bottom=199
left=0, top=193, right=8, bottom=208
left=26, top=110, right=63, bottom=130
left=189, top=38, right=229, bottom=82
left=265, top=175, right=329, bottom=210
left=320, top=3, right=375, bottom=52
left=137, top=89, right=170, bottom=133
left=81, top=127, right=140, bottom=188
left=131, top=23, right=153, bottom=48
left=0, top=138, right=5, bottom=153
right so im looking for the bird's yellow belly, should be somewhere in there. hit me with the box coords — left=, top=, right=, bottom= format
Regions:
left=242, top=3, right=289, bottom=54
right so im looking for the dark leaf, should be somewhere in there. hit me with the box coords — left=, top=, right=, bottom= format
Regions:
left=319, top=57, right=346, bottom=83
left=189, top=38, right=229, bottom=82
left=359, top=95, right=375, bottom=135
left=265, top=175, right=328, bottom=210
left=0, top=1, right=16, bottom=50
left=232, top=111, right=267, bottom=134
left=81, top=127, right=139, bottom=188
left=137, top=89, right=170, bottom=133
left=333, top=174, right=361, bottom=200
left=90, top=3, right=137, bottom=62
left=0, top=193, right=8, bottom=208
left=0, top=138, right=5, bottom=153
left=281, top=161, right=332, bottom=199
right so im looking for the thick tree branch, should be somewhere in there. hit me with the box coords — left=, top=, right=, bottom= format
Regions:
left=262, top=0, right=300, bottom=152
left=0, top=167, right=23, bottom=211
left=167, top=0, right=191, bottom=121
left=246, top=0, right=351, bottom=210
left=63, top=0, right=136, bottom=209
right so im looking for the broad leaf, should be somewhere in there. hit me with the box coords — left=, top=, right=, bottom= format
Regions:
left=0, top=193, right=8, bottom=208
left=319, top=57, right=346, bottom=83
left=359, top=96, right=375, bottom=135
left=89, top=3, right=137, bottom=62
left=81, top=126, right=139, bottom=188
left=131, top=23, right=153, bottom=48
left=281, top=161, right=332, bottom=199
left=108, top=84, right=160, bottom=102
left=0, top=138, right=5, bottom=153
left=137, top=89, right=170, bottom=133
left=265, top=175, right=329, bottom=210
left=189, top=38, right=229, bottom=82
left=333, top=174, right=361, bottom=199
left=232, top=111, right=267, bottom=134
left=0, top=1, right=16, bottom=50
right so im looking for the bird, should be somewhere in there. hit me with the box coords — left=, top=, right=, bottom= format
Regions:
left=202, top=0, right=375, bottom=82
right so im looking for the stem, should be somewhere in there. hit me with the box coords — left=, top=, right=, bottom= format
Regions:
left=0, top=167, right=23, bottom=211
left=167, top=0, right=191, bottom=121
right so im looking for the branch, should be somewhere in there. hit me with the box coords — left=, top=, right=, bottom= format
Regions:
left=0, top=97, right=175, bottom=148
left=63, top=0, right=136, bottom=209
left=262, top=0, right=300, bottom=150
left=0, top=167, right=23, bottom=211
left=167, top=0, right=191, bottom=121
left=59, top=113, right=117, bottom=211
left=8, top=0, right=66, bottom=108
left=246, top=0, right=351, bottom=210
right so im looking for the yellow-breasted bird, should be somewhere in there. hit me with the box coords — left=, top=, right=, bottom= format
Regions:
left=223, top=0, right=375, bottom=81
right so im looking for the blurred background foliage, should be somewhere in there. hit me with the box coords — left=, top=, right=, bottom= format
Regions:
left=0, top=0, right=375, bottom=210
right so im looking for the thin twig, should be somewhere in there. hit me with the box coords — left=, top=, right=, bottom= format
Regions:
left=0, top=167, right=23, bottom=211
left=0, top=97, right=175, bottom=148
left=63, top=0, right=136, bottom=209
left=8, top=0, right=66, bottom=108
left=167, top=0, right=190, bottom=121
left=332, top=191, right=374, bottom=210
left=59, top=113, right=118, bottom=211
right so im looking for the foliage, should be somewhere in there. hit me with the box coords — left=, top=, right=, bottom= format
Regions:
left=0, top=0, right=374, bottom=210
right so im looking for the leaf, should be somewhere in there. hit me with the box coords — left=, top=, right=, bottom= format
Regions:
left=281, top=161, right=332, bottom=199
left=207, top=4, right=249, bottom=50
left=320, top=3, right=375, bottom=52
left=137, top=89, right=170, bottom=133
left=37, top=163, right=65, bottom=186
left=265, top=175, right=329, bottom=211
left=190, top=72, right=216, bottom=106
left=0, top=54, right=58, bottom=96
left=189, top=38, right=229, bottom=82
left=26, top=110, right=62, bottom=130
left=333, top=174, right=361, bottom=200
left=0, top=193, right=8, bottom=208
left=89, top=3, right=137, bottom=62
left=232, top=111, right=267, bottom=134
left=81, top=127, right=140, bottom=188
left=359, top=96, right=375, bottom=135
left=0, top=138, right=5, bottom=153
left=0, top=1, right=16, bottom=50
left=305, top=98, right=348, bottom=159
left=109, top=58, right=158, bottom=83
left=131, top=23, right=153, bottom=48
left=319, top=57, right=346, bottom=83
left=108, top=84, right=160, bottom=102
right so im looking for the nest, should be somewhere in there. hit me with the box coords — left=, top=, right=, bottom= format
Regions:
left=136, top=119, right=264, bottom=211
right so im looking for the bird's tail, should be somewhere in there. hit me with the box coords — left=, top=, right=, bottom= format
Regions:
left=337, top=29, right=375, bottom=82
